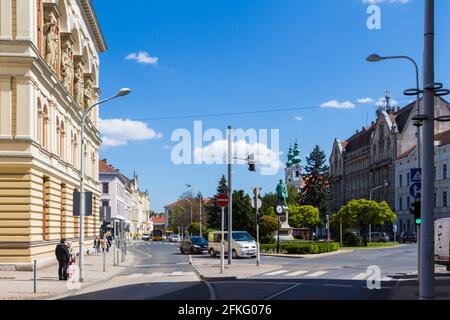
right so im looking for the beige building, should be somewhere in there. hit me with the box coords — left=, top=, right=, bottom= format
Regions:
left=0, top=0, right=106, bottom=268
left=330, top=95, right=450, bottom=213
left=127, top=174, right=150, bottom=239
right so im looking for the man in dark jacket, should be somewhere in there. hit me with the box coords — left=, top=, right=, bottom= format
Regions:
left=55, top=239, right=70, bottom=280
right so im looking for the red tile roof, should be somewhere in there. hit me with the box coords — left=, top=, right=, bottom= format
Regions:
left=99, top=159, right=118, bottom=173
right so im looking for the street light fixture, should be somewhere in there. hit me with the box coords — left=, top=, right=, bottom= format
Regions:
left=366, top=54, right=421, bottom=168
left=78, top=88, right=131, bottom=283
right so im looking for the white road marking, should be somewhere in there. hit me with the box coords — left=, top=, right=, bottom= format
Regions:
left=265, top=283, right=303, bottom=300
left=382, top=276, right=392, bottom=281
left=170, top=272, right=184, bottom=276
left=306, top=271, right=328, bottom=278
left=285, top=271, right=309, bottom=277
left=264, top=270, right=290, bottom=276
left=352, top=273, right=369, bottom=280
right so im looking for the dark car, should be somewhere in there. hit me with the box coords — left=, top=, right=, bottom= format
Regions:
left=180, top=236, right=208, bottom=254
left=399, top=232, right=417, bottom=244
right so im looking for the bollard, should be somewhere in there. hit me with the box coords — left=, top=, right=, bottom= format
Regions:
left=33, top=260, right=37, bottom=294
left=103, top=249, right=106, bottom=272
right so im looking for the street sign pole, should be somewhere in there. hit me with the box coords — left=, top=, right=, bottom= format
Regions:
left=227, top=126, right=233, bottom=265
left=253, top=188, right=262, bottom=267
left=221, top=206, right=225, bottom=274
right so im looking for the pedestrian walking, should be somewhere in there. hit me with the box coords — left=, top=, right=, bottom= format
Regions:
left=94, top=236, right=101, bottom=255
left=100, top=236, right=107, bottom=253
left=55, top=239, right=70, bottom=281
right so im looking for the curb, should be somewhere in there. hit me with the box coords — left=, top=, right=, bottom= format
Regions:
left=44, top=252, right=137, bottom=301
left=261, top=249, right=354, bottom=259
left=189, top=256, right=237, bottom=282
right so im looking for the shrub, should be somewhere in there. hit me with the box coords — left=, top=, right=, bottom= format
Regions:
left=260, top=242, right=340, bottom=255
left=343, top=232, right=363, bottom=247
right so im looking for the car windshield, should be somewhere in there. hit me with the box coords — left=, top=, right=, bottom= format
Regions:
left=191, top=237, right=207, bottom=245
left=232, top=232, right=253, bottom=241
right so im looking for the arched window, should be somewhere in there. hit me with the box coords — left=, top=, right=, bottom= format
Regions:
left=37, top=100, right=43, bottom=144
left=56, top=116, right=60, bottom=156
left=60, top=121, right=65, bottom=160
left=72, top=133, right=78, bottom=168
left=91, top=151, right=96, bottom=178
left=42, top=105, right=49, bottom=149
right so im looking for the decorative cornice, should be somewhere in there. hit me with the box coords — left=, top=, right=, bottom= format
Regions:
left=79, top=0, right=107, bottom=52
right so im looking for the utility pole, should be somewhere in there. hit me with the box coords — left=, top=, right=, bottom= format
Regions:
left=420, top=0, right=435, bottom=300
left=227, top=126, right=233, bottom=265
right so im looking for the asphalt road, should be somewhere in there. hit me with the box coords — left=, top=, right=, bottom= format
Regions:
left=60, top=241, right=444, bottom=300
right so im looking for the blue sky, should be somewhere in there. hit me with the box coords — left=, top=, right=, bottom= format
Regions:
left=94, top=0, right=450, bottom=212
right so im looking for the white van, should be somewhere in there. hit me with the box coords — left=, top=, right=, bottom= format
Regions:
left=435, top=218, right=450, bottom=271
left=208, top=231, right=257, bottom=259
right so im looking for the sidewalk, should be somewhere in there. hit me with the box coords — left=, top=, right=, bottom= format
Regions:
left=0, top=249, right=136, bottom=300
left=190, top=256, right=281, bottom=281
left=261, top=249, right=355, bottom=259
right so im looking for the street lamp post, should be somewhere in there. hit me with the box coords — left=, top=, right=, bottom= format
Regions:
left=78, top=88, right=131, bottom=283
left=369, top=182, right=389, bottom=243
left=367, top=54, right=421, bottom=169
left=186, top=185, right=202, bottom=236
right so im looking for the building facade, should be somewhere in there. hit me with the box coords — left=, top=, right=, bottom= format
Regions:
left=128, top=174, right=150, bottom=239
left=395, top=130, right=450, bottom=233
left=0, top=0, right=106, bottom=267
left=330, top=95, right=450, bottom=213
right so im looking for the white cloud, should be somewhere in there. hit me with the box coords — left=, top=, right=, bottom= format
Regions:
left=362, top=0, right=410, bottom=4
left=320, top=100, right=355, bottom=109
left=125, top=51, right=159, bottom=65
left=99, top=118, right=162, bottom=148
left=294, top=116, right=304, bottom=121
left=357, top=97, right=375, bottom=104
left=193, top=140, right=284, bottom=174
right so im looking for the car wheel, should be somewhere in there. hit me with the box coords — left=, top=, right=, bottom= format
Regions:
left=209, top=249, right=216, bottom=257
left=180, top=248, right=185, bottom=254
left=232, top=250, right=238, bottom=259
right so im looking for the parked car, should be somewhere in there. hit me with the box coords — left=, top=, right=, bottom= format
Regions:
left=208, top=231, right=257, bottom=259
left=366, top=232, right=390, bottom=243
left=142, top=233, right=150, bottom=241
left=399, top=232, right=417, bottom=244
left=435, top=218, right=450, bottom=271
left=180, top=236, right=208, bottom=254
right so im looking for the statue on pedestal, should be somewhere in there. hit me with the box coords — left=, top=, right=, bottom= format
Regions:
left=60, top=40, right=73, bottom=92
left=276, top=179, right=288, bottom=208
left=44, top=12, right=59, bottom=70
left=84, top=78, right=94, bottom=109
left=74, top=64, right=84, bottom=108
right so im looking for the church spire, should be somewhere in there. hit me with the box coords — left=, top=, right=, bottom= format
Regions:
left=292, top=139, right=301, bottom=165
left=286, top=144, right=294, bottom=168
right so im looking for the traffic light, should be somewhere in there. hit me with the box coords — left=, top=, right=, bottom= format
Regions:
left=247, top=154, right=256, bottom=172
left=410, top=200, right=422, bottom=225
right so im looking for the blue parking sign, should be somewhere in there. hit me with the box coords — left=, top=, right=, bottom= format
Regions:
left=410, top=182, right=422, bottom=199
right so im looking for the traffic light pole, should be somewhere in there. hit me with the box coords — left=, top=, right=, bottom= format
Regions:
left=227, top=126, right=233, bottom=265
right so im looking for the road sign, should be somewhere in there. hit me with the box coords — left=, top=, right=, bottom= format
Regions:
left=411, top=168, right=422, bottom=183
left=410, top=182, right=422, bottom=199
left=216, top=194, right=229, bottom=207
left=252, top=197, right=262, bottom=210
left=393, top=224, right=398, bottom=233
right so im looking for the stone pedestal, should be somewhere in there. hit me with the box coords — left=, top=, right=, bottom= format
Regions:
left=275, top=207, right=294, bottom=241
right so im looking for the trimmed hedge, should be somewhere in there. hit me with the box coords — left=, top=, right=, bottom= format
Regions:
left=260, top=242, right=340, bottom=254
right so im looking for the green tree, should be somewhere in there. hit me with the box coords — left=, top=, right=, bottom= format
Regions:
left=301, top=145, right=332, bottom=223
left=260, top=192, right=277, bottom=217
left=289, top=205, right=321, bottom=229
left=187, top=222, right=205, bottom=236
left=332, top=199, right=397, bottom=246
left=232, top=190, right=254, bottom=234
left=205, top=175, right=228, bottom=230
left=259, top=215, right=279, bottom=243
left=287, top=184, right=301, bottom=206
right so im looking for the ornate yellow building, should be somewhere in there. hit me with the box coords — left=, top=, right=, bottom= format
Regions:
left=0, top=0, right=106, bottom=269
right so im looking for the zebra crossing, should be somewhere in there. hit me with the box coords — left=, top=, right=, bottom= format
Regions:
left=259, top=269, right=395, bottom=282
left=119, top=271, right=196, bottom=279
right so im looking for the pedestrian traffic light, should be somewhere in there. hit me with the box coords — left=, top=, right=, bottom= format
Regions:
left=247, top=154, right=256, bottom=172
left=410, top=200, right=422, bottom=225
